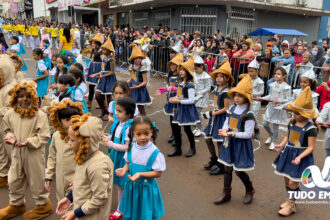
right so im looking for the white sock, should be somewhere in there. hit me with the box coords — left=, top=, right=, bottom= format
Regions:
left=117, top=186, right=124, bottom=211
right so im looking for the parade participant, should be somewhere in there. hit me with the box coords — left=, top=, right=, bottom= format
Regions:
left=70, top=41, right=80, bottom=60
left=40, top=28, right=51, bottom=49
left=52, top=55, right=69, bottom=90
left=116, top=116, right=165, bottom=220
left=54, top=74, right=75, bottom=103
left=128, top=43, right=152, bottom=116
left=0, top=82, right=53, bottom=219
left=291, top=69, right=318, bottom=109
left=141, top=44, right=152, bottom=86
left=108, top=81, right=140, bottom=128
left=257, top=67, right=291, bottom=150
left=215, top=75, right=256, bottom=205
left=248, top=59, right=264, bottom=117
left=29, top=22, right=39, bottom=50
left=102, top=97, right=135, bottom=220
left=193, top=55, right=211, bottom=137
left=59, top=27, right=74, bottom=56
left=163, top=52, right=183, bottom=147
left=17, top=31, right=26, bottom=55
left=91, top=37, right=117, bottom=120
left=273, top=87, right=318, bottom=217
left=51, top=24, right=59, bottom=49
left=9, top=36, right=27, bottom=71
left=316, top=102, right=330, bottom=157
left=168, top=55, right=200, bottom=157
left=80, top=48, right=92, bottom=76
left=86, top=33, right=103, bottom=110
left=68, top=68, right=89, bottom=113
left=0, top=55, right=17, bottom=188
left=32, top=48, right=49, bottom=103
left=9, top=53, right=25, bottom=83
left=42, top=39, right=52, bottom=69
left=203, top=61, right=233, bottom=175
left=45, top=100, right=84, bottom=202
left=56, top=114, right=113, bottom=220
left=23, top=24, right=31, bottom=48
left=49, top=54, right=59, bottom=87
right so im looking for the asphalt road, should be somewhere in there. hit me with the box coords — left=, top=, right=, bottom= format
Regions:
left=0, top=45, right=328, bottom=220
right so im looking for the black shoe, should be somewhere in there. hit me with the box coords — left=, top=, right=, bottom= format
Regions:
left=167, top=149, right=182, bottom=157
left=210, top=163, right=224, bottom=175
left=204, top=156, right=218, bottom=170
left=185, top=148, right=196, bottom=157
left=171, top=140, right=176, bottom=147
left=168, top=135, right=175, bottom=143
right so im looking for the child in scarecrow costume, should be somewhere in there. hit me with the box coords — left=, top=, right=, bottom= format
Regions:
left=0, top=55, right=17, bottom=188
left=9, top=53, right=25, bottom=83
left=0, top=81, right=53, bottom=219
left=273, top=87, right=318, bottom=217
left=45, top=100, right=84, bottom=202
left=56, top=114, right=114, bottom=220
left=215, top=75, right=256, bottom=205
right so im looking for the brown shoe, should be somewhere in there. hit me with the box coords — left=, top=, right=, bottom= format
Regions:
left=214, top=187, right=231, bottom=205
left=280, top=198, right=290, bottom=209
left=243, top=185, right=255, bottom=204
left=0, top=204, right=26, bottom=220
left=87, top=101, right=92, bottom=109
left=23, top=199, right=53, bottom=220
left=278, top=199, right=296, bottom=217
left=0, top=176, right=8, bottom=188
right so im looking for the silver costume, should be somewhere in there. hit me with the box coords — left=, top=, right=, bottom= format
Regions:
left=263, top=81, right=291, bottom=125
left=194, top=71, right=211, bottom=108
left=250, top=77, right=264, bottom=117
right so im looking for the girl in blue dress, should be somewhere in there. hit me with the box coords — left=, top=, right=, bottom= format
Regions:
left=42, top=39, right=52, bottom=70
left=272, top=87, right=318, bottom=217
left=68, top=68, right=88, bottom=113
left=48, top=54, right=58, bottom=87
left=32, top=48, right=49, bottom=105
left=164, top=52, right=183, bottom=147
left=91, top=37, right=117, bottom=120
left=102, top=97, right=135, bottom=220
left=116, top=116, right=165, bottom=220
left=168, top=55, right=200, bottom=157
left=128, top=44, right=152, bottom=116
left=9, top=36, right=27, bottom=71
left=215, top=75, right=256, bottom=205
left=17, top=31, right=26, bottom=55
left=50, top=55, right=69, bottom=90
left=203, top=61, right=233, bottom=175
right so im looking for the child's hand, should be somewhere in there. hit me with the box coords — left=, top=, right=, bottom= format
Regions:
left=33, top=78, right=38, bottom=82
left=130, top=84, right=137, bottom=90
left=169, top=97, right=180, bottom=104
left=274, top=145, right=283, bottom=152
left=16, top=140, right=29, bottom=147
left=56, top=197, right=71, bottom=215
left=292, top=157, right=301, bottom=165
left=108, top=115, right=115, bottom=124
left=218, top=129, right=228, bottom=136
left=254, top=97, right=261, bottom=101
left=4, top=137, right=15, bottom=145
left=60, top=211, right=75, bottom=220
left=128, top=173, right=140, bottom=182
left=90, top=74, right=96, bottom=78
left=101, top=136, right=109, bottom=146
left=115, top=168, right=127, bottom=177
left=45, top=181, right=52, bottom=191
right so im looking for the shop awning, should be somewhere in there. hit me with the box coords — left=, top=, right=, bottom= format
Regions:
left=247, top=28, right=308, bottom=36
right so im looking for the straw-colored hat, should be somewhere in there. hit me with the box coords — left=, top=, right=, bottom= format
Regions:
left=228, top=74, right=253, bottom=104
left=167, top=52, right=184, bottom=69
left=129, top=44, right=145, bottom=61
left=287, top=87, right=319, bottom=119
left=101, top=37, right=115, bottom=52
left=89, top=33, right=103, bottom=43
left=180, top=55, right=194, bottom=77
left=211, top=61, right=234, bottom=84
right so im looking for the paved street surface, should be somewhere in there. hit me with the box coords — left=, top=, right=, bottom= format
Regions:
left=0, top=46, right=328, bottom=219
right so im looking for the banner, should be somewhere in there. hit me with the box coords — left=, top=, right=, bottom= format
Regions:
left=46, top=0, right=57, bottom=4
left=80, top=0, right=104, bottom=7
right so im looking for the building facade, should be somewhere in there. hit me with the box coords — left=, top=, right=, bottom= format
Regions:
left=318, top=0, right=330, bottom=44
left=99, top=0, right=330, bottom=43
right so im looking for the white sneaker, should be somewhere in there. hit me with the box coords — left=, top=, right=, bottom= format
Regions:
left=269, top=142, right=275, bottom=151
left=192, top=129, right=197, bottom=135
left=265, top=137, right=272, bottom=144
left=194, top=129, right=202, bottom=137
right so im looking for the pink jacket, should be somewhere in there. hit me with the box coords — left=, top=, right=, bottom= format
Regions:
left=233, top=49, right=254, bottom=64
